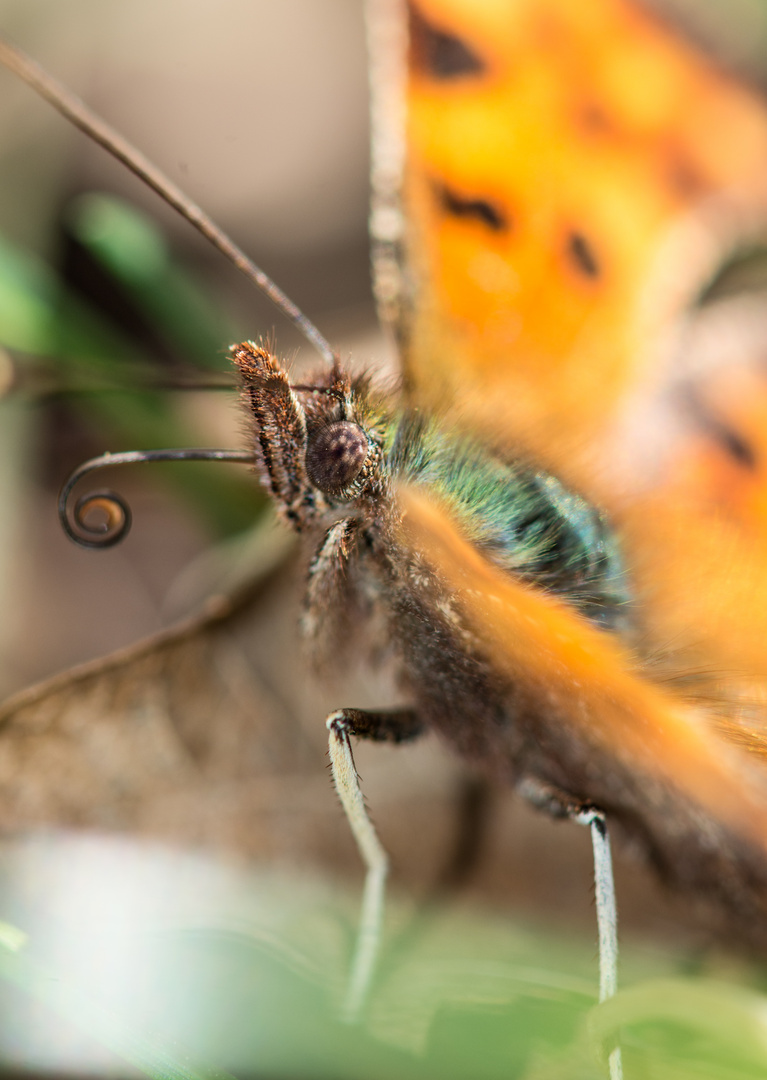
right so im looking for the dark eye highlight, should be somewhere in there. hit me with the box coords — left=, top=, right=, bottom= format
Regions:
left=306, top=422, right=369, bottom=494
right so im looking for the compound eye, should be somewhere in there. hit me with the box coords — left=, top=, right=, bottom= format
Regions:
left=305, top=421, right=369, bottom=494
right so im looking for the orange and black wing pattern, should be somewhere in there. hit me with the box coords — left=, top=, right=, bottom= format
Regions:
left=388, top=0, right=767, bottom=689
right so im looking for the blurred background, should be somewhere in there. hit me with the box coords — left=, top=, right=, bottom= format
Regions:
left=0, top=0, right=383, bottom=690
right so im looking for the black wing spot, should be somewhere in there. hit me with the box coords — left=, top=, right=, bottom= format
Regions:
left=683, top=387, right=757, bottom=470
left=718, top=427, right=757, bottom=470
left=567, top=231, right=601, bottom=279
left=434, top=182, right=509, bottom=232
left=408, top=2, right=486, bottom=79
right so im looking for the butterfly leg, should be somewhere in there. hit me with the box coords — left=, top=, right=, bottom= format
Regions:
left=326, top=707, right=425, bottom=1021
left=519, top=780, right=622, bottom=1077
left=573, top=807, right=623, bottom=1080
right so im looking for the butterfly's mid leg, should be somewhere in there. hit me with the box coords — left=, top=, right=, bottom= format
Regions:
left=570, top=808, right=619, bottom=1006
left=573, top=807, right=623, bottom=1080
left=519, top=780, right=622, bottom=1077
left=326, top=707, right=425, bottom=1021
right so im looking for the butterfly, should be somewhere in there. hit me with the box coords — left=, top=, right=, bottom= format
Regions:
left=4, top=0, right=767, bottom=1071
left=373, top=0, right=767, bottom=950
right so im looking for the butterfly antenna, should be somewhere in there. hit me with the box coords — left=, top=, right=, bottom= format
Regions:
left=0, top=36, right=337, bottom=366
left=58, top=448, right=255, bottom=548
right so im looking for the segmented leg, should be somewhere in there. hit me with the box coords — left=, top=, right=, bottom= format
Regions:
left=302, top=518, right=359, bottom=662
left=326, top=707, right=425, bottom=1021
left=573, top=807, right=623, bottom=1080
left=519, top=779, right=622, bottom=1078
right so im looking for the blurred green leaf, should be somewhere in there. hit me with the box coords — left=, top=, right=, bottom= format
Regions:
left=0, top=838, right=765, bottom=1080
left=65, top=193, right=233, bottom=367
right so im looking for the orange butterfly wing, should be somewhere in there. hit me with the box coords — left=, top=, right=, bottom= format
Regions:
left=402, top=0, right=767, bottom=446
left=394, top=0, right=767, bottom=694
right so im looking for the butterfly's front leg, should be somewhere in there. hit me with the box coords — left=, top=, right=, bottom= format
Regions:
left=230, top=341, right=320, bottom=529
left=327, top=706, right=425, bottom=1021
left=301, top=518, right=361, bottom=659
left=303, top=514, right=425, bottom=1017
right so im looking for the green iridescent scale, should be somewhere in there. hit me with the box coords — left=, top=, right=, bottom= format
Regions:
left=386, top=413, right=630, bottom=631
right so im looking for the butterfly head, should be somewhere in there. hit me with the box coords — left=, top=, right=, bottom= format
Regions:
left=230, top=341, right=390, bottom=528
